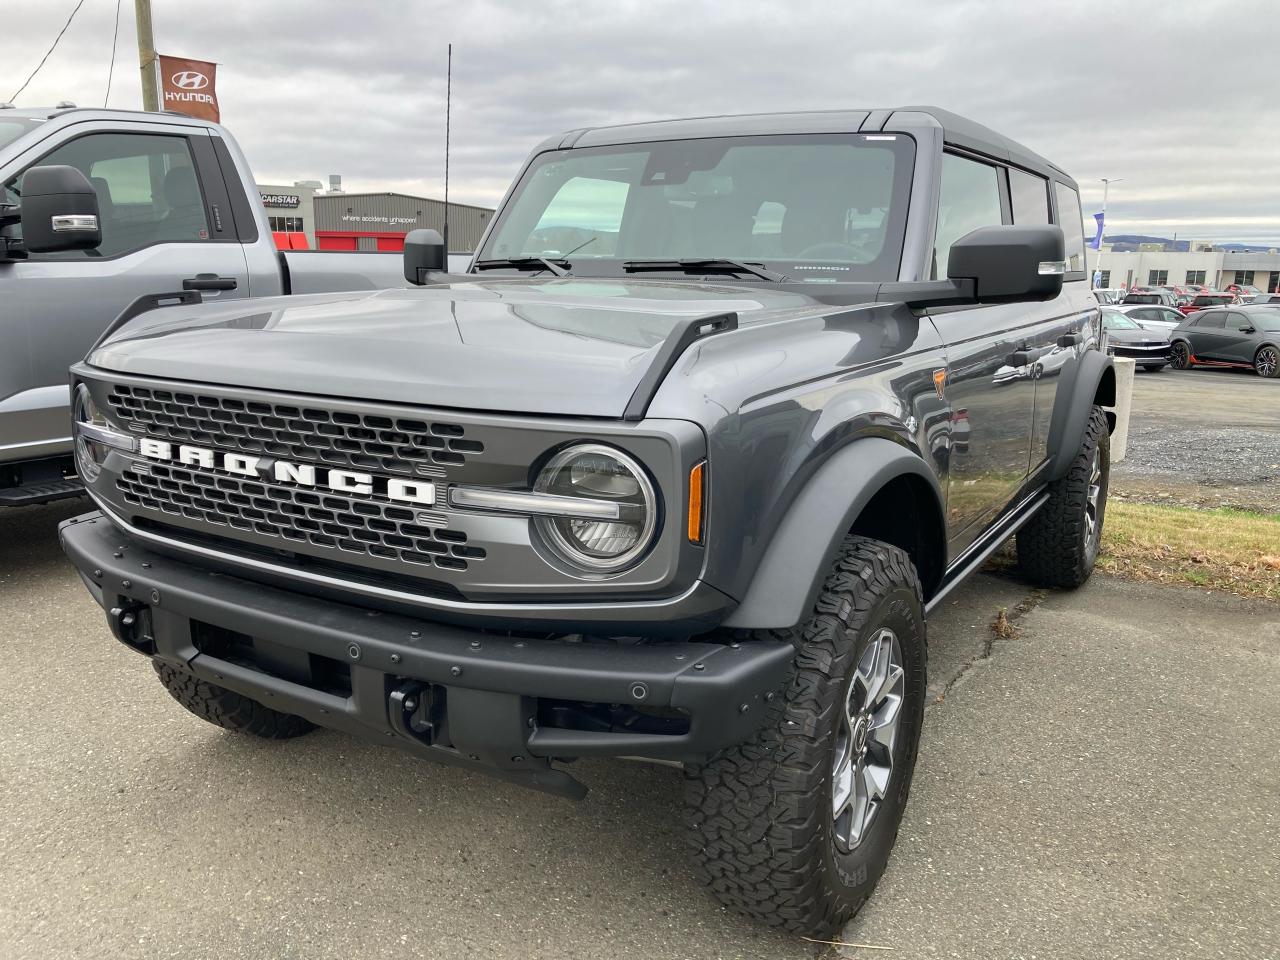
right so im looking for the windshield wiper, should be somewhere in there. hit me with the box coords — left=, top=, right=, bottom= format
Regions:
left=623, top=258, right=789, bottom=282
left=473, top=256, right=570, bottom=277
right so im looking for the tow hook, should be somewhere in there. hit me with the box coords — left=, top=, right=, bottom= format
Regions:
left=108, top=601, right=155, bottom=655
left=389, top=681, right=438, bottom=746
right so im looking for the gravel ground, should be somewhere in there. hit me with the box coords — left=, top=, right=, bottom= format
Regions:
left=1113, top=367, right=1280, bottom=511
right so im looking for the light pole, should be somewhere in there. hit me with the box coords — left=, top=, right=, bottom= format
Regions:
left=1098, top=177, right=1124, bottom=287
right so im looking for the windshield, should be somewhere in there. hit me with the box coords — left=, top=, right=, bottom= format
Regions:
left=478, top=134, right=916, bottom=282
left=1102, top=311, right=1140, bottom=330
left=0, top=118, right=42, bottom=151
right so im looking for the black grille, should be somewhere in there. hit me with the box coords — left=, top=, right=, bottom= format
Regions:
left=115, top=462, right=486, bottom=572
left=106, top=385, right=483, bottom=477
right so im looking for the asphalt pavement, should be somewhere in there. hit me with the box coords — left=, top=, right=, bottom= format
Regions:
left=2, top=499, right=1277, bottom=960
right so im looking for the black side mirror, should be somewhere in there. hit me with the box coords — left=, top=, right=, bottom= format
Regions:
left=403, top=228, right=446, bottom=285
left=19, top=165, right=102, bottom=253
left=947, top=225, right=1066, bottom=303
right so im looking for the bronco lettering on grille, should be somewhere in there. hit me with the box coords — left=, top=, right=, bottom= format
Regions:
left=137, top=438, right=436, bottom=506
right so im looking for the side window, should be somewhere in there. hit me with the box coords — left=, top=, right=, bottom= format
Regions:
left=1199, top=311, right=1226, bottom=329
left=933, top=153, right=1003, bottom=279
left=1162, top=309, right=1183, bottom=324
left=1008, top=167, right=1050, bottom=224
left=1231, top=312, right=1253, bottom=331
left=7, top=132, right=209, bottom=259
left=1053, top=182, right=1087, bottom=274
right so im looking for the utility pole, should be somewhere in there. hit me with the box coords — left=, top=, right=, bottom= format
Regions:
left=135, top=0, right=159, bottom=111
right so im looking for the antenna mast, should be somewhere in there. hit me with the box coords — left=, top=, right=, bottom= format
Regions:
left=443, top=43, right=451, bottom=256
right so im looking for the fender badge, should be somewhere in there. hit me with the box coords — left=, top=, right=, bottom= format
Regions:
left=933, top=368, right=948, bottom=399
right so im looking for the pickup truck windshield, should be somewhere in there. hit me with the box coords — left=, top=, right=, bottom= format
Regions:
left=0, top=118, right=42, bottom=151
left=479, top=134, right=915, bottom=282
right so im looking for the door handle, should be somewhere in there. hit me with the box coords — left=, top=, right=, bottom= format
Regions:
left=1058, top=332, right=1082, bottom=348
left=183, top=273, right=237, bottom=292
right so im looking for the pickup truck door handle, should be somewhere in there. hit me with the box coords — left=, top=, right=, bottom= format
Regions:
left=1058, top=332, right=1082, bottom=348
left=183, top=273, right=238, bottom=292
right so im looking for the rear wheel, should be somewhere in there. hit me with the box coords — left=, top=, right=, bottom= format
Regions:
left=152, top=661, right=316, bottom=739
left=1017, top=405, right=1110, bottom=589
left=684, top=536, right=926, bottom=935
left=1255, top=345, right=1279, bottom=378
left=1170, top=341, right=1193, bottom=370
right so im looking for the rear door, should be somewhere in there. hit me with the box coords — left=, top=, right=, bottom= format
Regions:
left=0, top=120, right=249, bottom=461
left=1186, top=310, right=1228, bottom=359
left=1221, top=311, right=1262, bottom=363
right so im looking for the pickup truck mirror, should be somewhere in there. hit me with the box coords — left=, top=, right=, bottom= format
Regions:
left=947, top=225, right=1066, bottom=303
left=19, top=165, right=102, bottom=253
left=403, top=228, right=446, bottom=285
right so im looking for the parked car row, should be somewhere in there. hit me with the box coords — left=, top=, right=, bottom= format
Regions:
left=1099, top=303, right=1280, bottom=378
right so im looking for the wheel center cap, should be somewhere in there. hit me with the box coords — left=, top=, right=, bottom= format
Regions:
left=852, top=716, right=870, bottom=755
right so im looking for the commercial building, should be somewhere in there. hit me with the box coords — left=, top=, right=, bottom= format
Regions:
left=1093, top=249, right=1280, bottom=291
left=254, top=181, right=495, bottom=253
left=313, top=192, right=493, bottom=252
left=256, top=181, right=322, bottom=249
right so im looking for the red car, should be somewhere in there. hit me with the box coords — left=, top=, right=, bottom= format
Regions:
left=1178, top=292, right=1237, bottom=315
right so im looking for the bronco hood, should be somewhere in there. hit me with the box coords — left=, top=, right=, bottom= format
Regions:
left=86, top=279, right=833, bottom=418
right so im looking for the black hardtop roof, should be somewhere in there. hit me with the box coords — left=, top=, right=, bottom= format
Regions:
left=553, top=105, right=1074, bottom=188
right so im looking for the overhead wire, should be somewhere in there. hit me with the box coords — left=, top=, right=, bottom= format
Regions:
left=8, top=0, right=89, bottom=103
left=104, top=0, right=123, bottom=107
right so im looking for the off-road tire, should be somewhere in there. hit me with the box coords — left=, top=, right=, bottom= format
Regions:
left=152, top=661, right=316, bottom=739
left=1254, top=344, right=1279, bottom=378
left=684, top=536, right=927, bottom=935
left=1170, top=340, right=1193, bottom=370
left=1016, top=405, right=1110, bottom=588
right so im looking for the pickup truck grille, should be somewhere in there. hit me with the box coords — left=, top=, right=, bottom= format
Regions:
left=105, top=385, right=484, bottom=477
left=114, top=461, right=486, bottom=572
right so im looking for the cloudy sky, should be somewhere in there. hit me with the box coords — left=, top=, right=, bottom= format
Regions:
left=6, top=0, right=1279, bottom=244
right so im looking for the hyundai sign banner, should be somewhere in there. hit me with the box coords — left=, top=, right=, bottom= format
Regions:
left=158, top=55, right=220, bottom=123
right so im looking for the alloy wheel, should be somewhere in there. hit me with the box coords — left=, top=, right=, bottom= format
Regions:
left=832, top=628, right=905, bottom=853
left=1170, top=341, right=1192, bottom=369
left=1084, top=447, right=1103, bottom=558
left=1256, top=346, right=1279, bottom=378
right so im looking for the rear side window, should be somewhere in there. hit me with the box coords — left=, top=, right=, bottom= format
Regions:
left=933, top=153, right=1003, bottom=279
left=1009, top=168, right=1050, bottom=224
left=1053, top=182, right=1087, bottom=274
left=1197, top=311, right=1226, bottom=329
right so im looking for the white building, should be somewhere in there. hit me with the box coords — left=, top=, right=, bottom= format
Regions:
left=1093, top=248, right=1280, bottom=292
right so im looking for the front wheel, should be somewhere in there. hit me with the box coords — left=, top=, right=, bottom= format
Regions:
left=684, top=536, right=926, bottom=935
left=1255, top=344, right=1280, bottom=378
left=1170, top=341, right=1193, bottom=370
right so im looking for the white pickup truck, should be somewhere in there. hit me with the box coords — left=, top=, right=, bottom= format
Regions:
left=0, top=104, right=432, bottom=505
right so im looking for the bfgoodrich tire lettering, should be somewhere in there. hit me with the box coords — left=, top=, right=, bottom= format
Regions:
left=684, top=535, right=926, bottom=935
left=152, top=661, right=316, bottom=739
left=1016, top=405, right=1110, bottom=588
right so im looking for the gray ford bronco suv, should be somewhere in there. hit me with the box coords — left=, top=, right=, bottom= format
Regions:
left=60, top=107, right=1113, bottom=934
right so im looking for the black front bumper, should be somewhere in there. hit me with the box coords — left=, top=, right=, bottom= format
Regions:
left=60, top=512, right=793, bottom=798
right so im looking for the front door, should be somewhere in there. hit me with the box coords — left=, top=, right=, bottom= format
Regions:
left=0, top=121, right=250, bottom=462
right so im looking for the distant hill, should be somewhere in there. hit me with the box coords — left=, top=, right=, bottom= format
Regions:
left=1102, top=234, right=1278, bottom=253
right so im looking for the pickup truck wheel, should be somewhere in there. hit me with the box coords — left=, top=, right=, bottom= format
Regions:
left=1016, top=405, right=1110, bottom=589
left=152, top=661, right=316, bottom=739
left=684, top=536, right=926, bottom=935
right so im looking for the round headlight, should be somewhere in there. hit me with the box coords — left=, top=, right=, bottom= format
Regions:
left=533, top=444, right=658, bottom=572
left=73, top=384, right=108, bottom=482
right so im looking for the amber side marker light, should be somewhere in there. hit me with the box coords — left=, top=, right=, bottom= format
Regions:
left=688, top=461, right=707, bottom=544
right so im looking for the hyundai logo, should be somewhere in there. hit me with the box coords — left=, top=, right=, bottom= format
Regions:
left=171, top=71, right=209, bottom=90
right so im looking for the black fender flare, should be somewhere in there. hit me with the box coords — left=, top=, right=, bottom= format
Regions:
left=722, top=437, right=945, bottom=631
left=1045, top=349, right=1115, bottom=481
